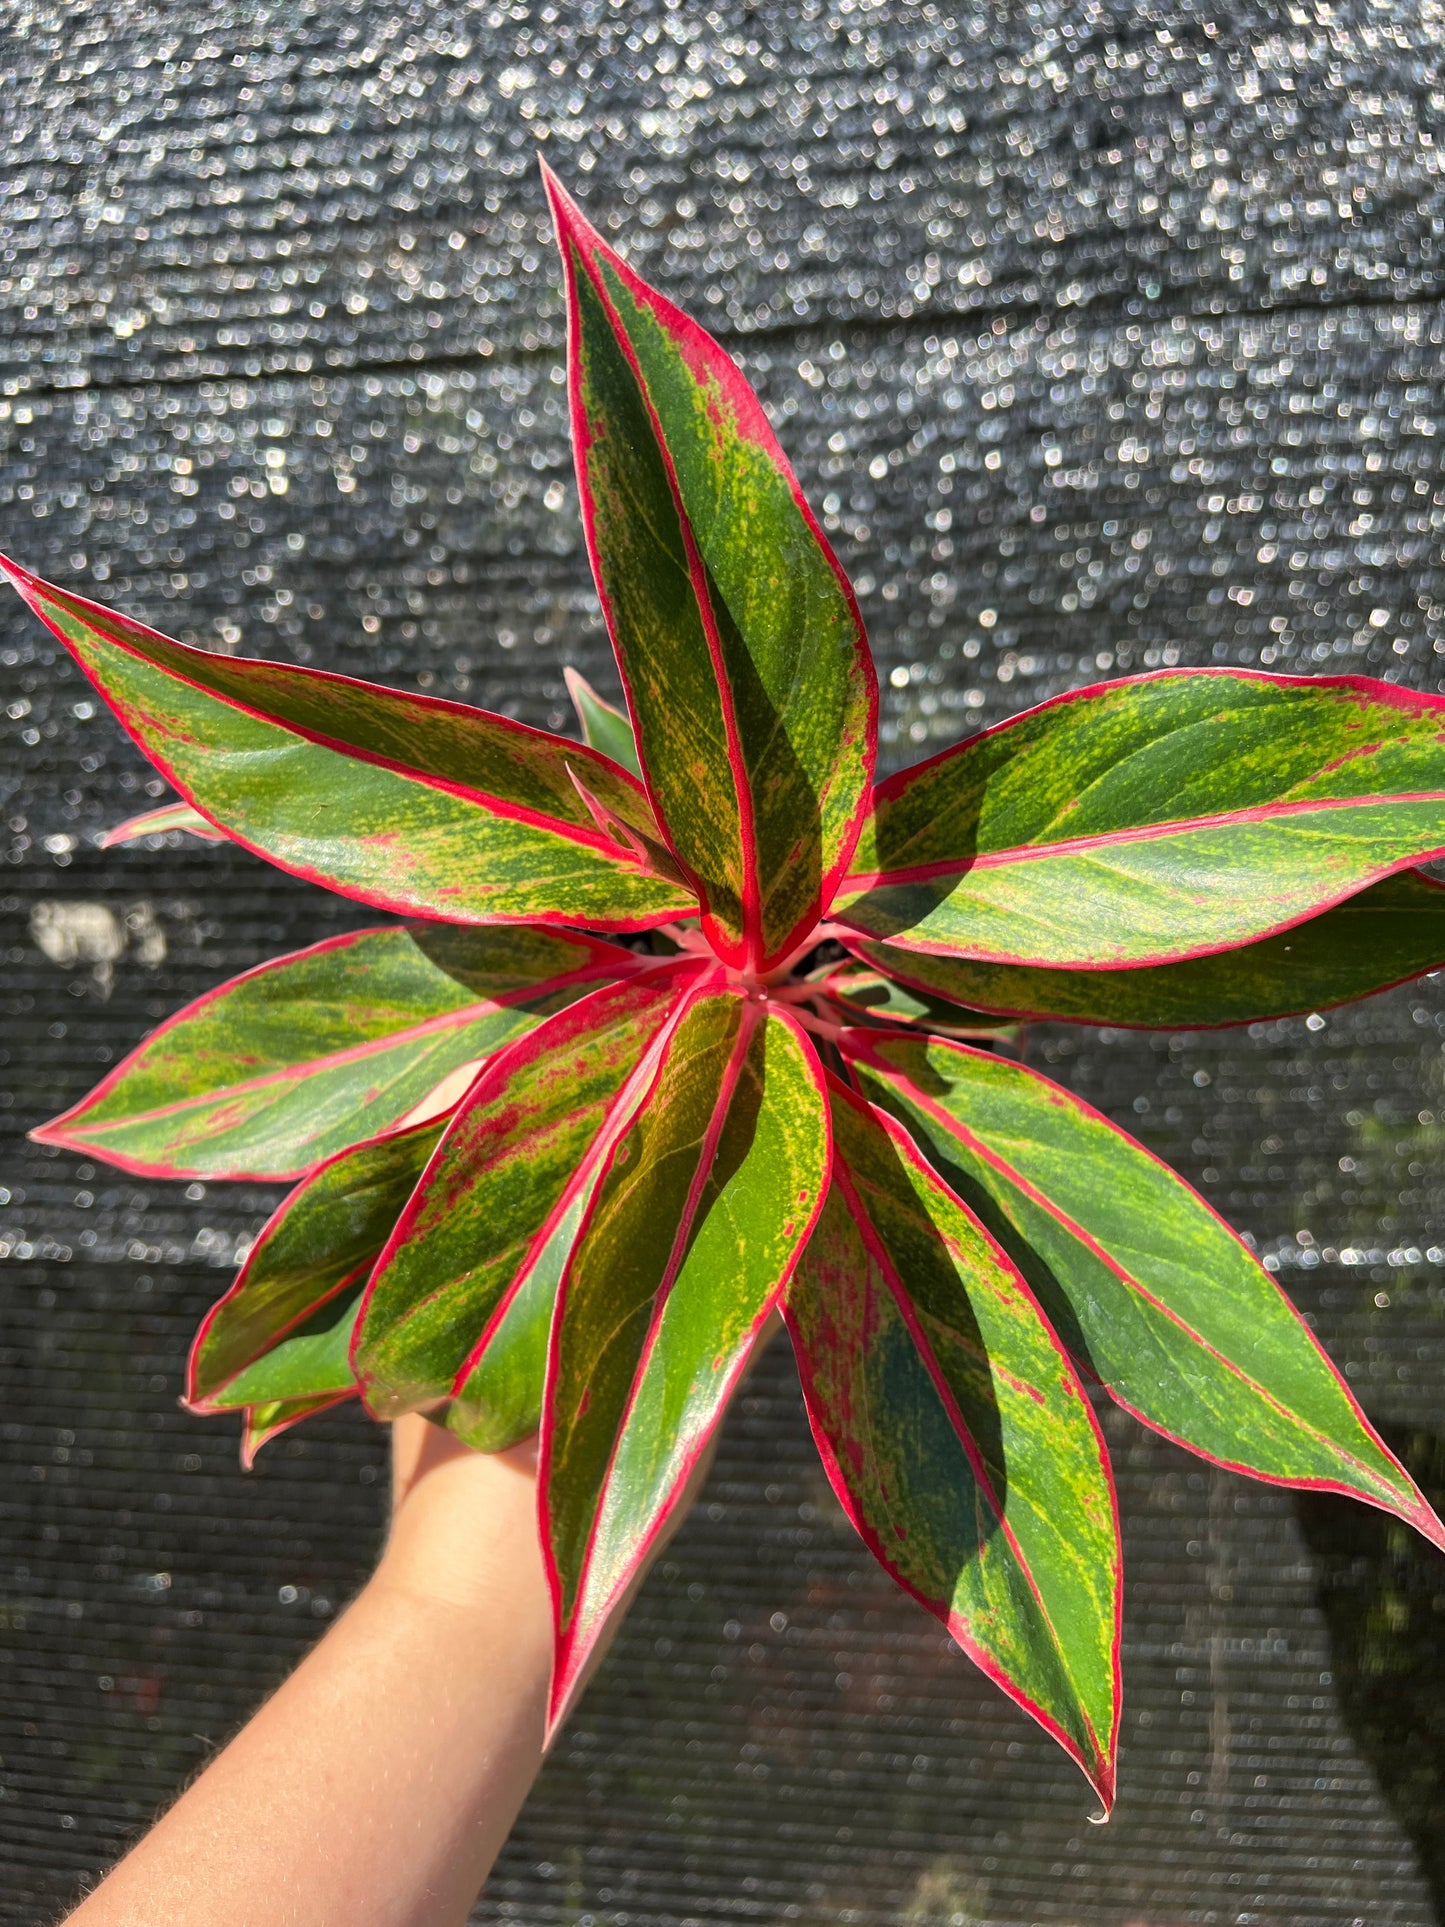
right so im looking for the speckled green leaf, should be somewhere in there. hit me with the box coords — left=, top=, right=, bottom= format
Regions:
left=784, top=1077, right=1119, bottom=1804
left=565, top=665, right=642, bottom=778
left=847, top=1029, right=1445, bottom=1550
left=844, top=870, right=1445, bottom=1029
left=188, top=1119, right=443, bottom=1411
left=213, top=1282, right=362, bottom=1409
left=34, top=923, right=632, bottom=1179
left=837, top=671, right=1445, bottom=967
left=1, top=557, right=693, bottom=930
left=547, top=169, right=876, bottom=972
left=354, top=966, right=707, bottom=1422
left=543, top=988, right=828, bottom=1726
left=100, top=801, right=226, bottom=846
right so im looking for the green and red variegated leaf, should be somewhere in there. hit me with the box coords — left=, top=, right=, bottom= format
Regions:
left=545, top=167, right=876, bottom=974
left=846, top=1030, right=1445, bottom=1549
left=241, top=1393, right=353, bottom=1468
left=542, top=987, right=828, bottom=1728
left=0, top=557, right=693, bottom=930
left=784, top=1077, right=1119, bottom=1805
left=565, top=665, right=642, bottom=778
left=353, top=964, right=709, bottom=1423
left=34, top=923, right=631, bottom=1180
left=188, top=1118, right=443, bottom=1412
left=844, top=869, right=1445, bottom=1030
left=100, top=801, right=227, bottom=847
left=835, top=670, right=1445, bottom=968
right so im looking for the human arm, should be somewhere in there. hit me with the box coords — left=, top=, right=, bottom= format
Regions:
left=64, top=1417, right=552, bottom=1927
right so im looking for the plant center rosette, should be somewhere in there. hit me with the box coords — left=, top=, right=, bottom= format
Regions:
left=10, top=164, right=1445, bottom=1810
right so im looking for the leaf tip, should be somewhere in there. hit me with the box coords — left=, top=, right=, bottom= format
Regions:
left=0, top=550, right=36, bottom=596
left=1401, top=1486, right=1445, bottom=1557
left=538, top=154, right=581, bottom=235
left=1086, top=1751, right=1117, bottom=1818
left=544, top=1624, right=589, bottom=1747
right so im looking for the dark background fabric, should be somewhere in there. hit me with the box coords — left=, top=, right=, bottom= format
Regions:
left=3, top=2, right=1445, bottom=1920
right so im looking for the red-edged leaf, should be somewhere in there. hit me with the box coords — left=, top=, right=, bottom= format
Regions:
left=546, top=166, right=876, bottom=972
left=842, top=869, right=1445, bottom=1029
left=352, top=964, right=709, bottom=1423
left=34, top=923, right=632, bottom=1179
left=835, top=669, right=1445, bottom=968
left=846, top=1029, right=1445, bottom=1550
left=1, top=556, right=694, bottom=930
left=187, top=1118, right=443, bottom=1412
left=541, top=987, right=829, bottom=1729
left=784, top=1077, right=1120, bottom=1805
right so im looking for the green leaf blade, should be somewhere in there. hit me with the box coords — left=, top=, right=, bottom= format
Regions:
left=188, top=1118, right=443, bottom=1411
left=448, top=1198, right=586, bottom=1453
left=846, top=869, right=1445, bottom=1028
left=838, top=671, right=1445, bottom=967
left=33, top=924, right=629, bottom=1179
left=547, top=169, right=876, bottom=971
left=353, top=966, right=709, bottom=1423
left=2, top=558, right=693, bottom=930
left=848, top=1031, right=1445, bottom=1550
left=785, top=1080, right=1120, bottom=1803
left=542, top=990, right=829, bottom=1726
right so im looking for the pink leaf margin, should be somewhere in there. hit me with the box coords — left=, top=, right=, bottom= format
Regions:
left=240, top=1393, right=355, bottom=1469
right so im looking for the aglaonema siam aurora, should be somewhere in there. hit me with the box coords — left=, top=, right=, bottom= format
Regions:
left=10, top=163, right=1445, bottom=1808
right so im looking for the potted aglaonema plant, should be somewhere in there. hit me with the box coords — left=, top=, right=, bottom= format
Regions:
left=10, top=163, right=1445, bottom=1811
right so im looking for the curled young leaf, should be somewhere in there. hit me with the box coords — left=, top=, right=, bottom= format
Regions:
left=564, top=665, right=642, bottom=778
left=836, top=671, right=1445, bottom=968
left=34, top=924, right=631, bottom=1179
left=785, top=1078, right=1120, bottom=1806
left=846, top=1030, right=1445, bottom=1551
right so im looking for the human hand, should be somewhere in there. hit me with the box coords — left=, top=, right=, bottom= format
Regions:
left=378, top=1413, right=548, bottom=1623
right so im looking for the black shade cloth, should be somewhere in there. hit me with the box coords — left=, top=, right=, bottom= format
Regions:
left=3, top=3, right=1445, bottom=1920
